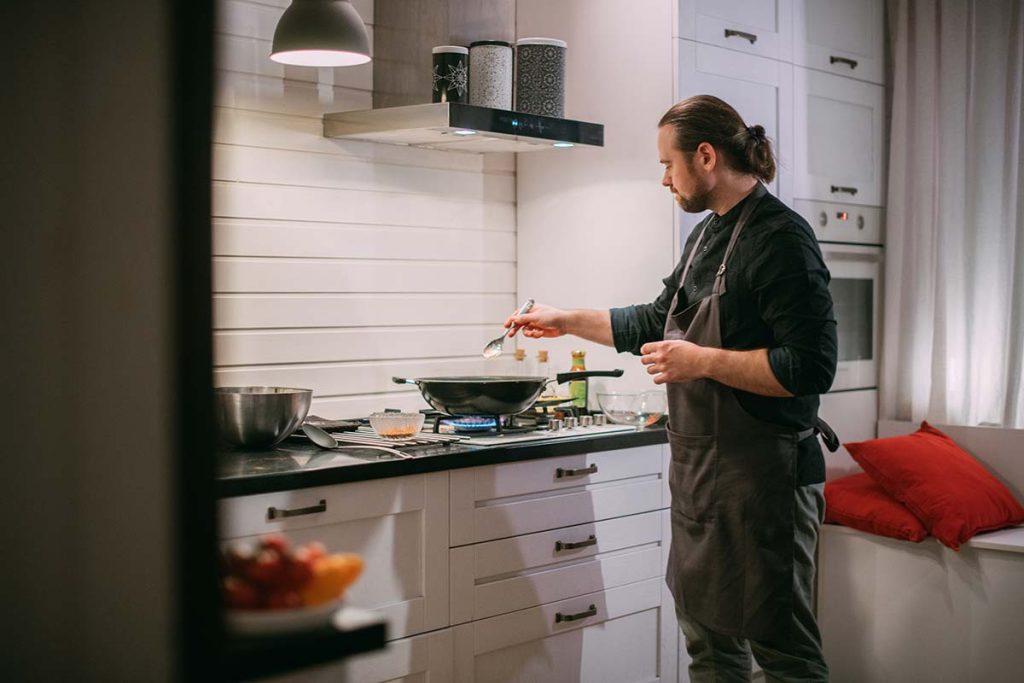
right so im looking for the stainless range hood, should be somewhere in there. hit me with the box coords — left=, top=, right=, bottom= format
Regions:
left=322, top=102, right=604, bottom=153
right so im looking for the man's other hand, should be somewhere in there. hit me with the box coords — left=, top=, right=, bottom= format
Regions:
left=640, top=340, right=710, bottom=384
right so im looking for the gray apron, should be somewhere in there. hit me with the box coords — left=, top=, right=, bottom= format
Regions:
left=664, top=184, right=812, bottom=641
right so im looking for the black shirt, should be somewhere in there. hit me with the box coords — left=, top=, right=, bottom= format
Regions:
left=609, top=188, right=837, bottom=485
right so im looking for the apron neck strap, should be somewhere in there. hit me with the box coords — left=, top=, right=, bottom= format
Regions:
left=714, top=183, right=766, bottom=291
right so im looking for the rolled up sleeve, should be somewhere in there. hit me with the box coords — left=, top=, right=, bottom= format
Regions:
left=749, top=226, right=838, bottom=396
left=609, top=262, right=683, bottom=356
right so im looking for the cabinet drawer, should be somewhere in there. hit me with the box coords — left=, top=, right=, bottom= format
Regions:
left=219, top=472, right=450, bottom=639
left=453, top=578, right=670, bottom=683
left=220, top=475, right=428, bottom=539
left=450, top=445, right=668, bottom=545
left=451, top=511, right=666, bottom=623
left=453, top=444, right=664, bottom=501
left=452, top=474, right=665, bottom=546
left=678, top=0, right=793, bottom=62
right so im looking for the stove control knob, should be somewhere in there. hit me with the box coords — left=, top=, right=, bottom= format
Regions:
left=549, top=419, right=564, bottom=432
left=564, top=416, right=578, bottom=429
left=593, top=414, right=607, bottom=426
left=580, top=415, right=594, bottom=427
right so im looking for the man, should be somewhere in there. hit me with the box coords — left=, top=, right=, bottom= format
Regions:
left=507, top=95, right=836, bottom=682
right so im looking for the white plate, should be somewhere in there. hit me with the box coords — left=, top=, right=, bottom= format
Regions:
left=226, top=598, right=345, bottom=636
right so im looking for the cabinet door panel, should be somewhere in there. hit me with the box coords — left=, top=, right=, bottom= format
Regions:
left=793, top=0, right=884, bottom=84
left=220, top=472, right=449, bottom=639
left=454, top=579, right=673, bottom=682
left=793, top=67, right=884, bottom=206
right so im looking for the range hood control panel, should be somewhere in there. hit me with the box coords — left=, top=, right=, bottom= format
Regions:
left=323, top=103, right=604, bottom=154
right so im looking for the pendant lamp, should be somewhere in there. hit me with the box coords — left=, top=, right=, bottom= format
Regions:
left=271, top=0, right=371, bottom=67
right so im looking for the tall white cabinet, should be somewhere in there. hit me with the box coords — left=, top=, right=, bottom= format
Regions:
left=517, top=1, right=886, bottom=681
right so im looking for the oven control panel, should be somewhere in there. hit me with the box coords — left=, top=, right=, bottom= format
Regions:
left=794, top=200, right=883, bottom=246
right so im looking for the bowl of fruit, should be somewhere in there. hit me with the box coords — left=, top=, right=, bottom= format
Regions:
left=222, top=534, right=364, bottom=635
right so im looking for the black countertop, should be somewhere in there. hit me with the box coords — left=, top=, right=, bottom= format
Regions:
left=220, top=607, right=387, bottom=681
left=218, top=427, right=668, bottom=498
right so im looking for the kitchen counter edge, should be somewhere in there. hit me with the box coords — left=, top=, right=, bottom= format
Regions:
left=217, top=428, right=668, bottom=498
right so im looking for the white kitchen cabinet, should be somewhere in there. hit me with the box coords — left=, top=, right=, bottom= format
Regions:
left=677, top=0, right=794, bottom=62
left=453, top=578, right=675, bottom=683
left=675, top=39, right=794, bottom=255
left=218, top=472, right=449, bottom=639
left=793, top=67, right=884, bottom=207
left=792, top=0, right=884, bottom=85
left=448, top=444, right=677, bottom=681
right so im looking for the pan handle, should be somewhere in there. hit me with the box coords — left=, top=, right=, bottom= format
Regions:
left=554, top=369, right=624, bottom=384
left=392, top=377, right=417, bottom=385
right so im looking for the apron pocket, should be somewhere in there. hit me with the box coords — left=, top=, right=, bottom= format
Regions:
left=666, top=428, right=718, bottom=522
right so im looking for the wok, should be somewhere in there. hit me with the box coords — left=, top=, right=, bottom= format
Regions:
left=393, top=370, right=624, bottom=417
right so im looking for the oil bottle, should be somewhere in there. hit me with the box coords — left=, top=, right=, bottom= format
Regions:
left=569, top=350, right=587, bottom=409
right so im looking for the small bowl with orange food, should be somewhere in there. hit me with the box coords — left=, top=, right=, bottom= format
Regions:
left=368, top=411, right=426, bottom=440
left=222, top=534, right=364, bottom=635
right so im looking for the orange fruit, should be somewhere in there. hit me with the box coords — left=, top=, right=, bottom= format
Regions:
left=299, top=553, right=364, bottom=607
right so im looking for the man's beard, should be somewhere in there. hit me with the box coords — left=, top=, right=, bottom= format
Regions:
left=673, top=179, right=712, bottom=213
left=672, top=157, right=713, bottom=213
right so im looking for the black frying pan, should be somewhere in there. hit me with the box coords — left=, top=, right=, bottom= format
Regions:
left=393, top=370, right=624, bottom=416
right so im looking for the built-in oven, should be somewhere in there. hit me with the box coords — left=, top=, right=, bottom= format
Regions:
left=795, top=200, right=883, bottom=392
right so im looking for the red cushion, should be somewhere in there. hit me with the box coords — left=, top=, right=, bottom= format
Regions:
left=825, top=473, right=929, bottom=542
left=845, top=422, right=1024, bottom=549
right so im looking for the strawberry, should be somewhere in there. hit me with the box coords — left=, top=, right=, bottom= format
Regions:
left=224, top=576, right=262, bottom=610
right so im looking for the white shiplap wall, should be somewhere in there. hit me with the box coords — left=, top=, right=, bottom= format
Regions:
left=213, top=0, right=517, bottom=418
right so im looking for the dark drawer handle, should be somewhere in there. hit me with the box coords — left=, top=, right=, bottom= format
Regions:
left=830, top=185, right=859, bottom=196
left=267, top=499, right=326, bottom=520
left=556, top=464, right=598, bottom=479
left=555, top=534, right=597, bottom=552
left=724, top=28, right=758, bottom=45
left=555, top=604, right=597, bottom=624
left=830, top=55, right=859, bottom=69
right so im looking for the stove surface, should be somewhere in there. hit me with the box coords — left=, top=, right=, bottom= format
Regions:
left=460, top=423, right=637, bottom=446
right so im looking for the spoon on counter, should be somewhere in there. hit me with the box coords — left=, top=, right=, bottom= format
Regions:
left=301, top=424, right=412, bottom=459
left=482, top=298, right=535, bottom=359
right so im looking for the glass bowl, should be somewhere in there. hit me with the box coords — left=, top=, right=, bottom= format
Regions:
left=596, top=391, right=666, bottom=428
left=368, top=412, right=426, bottom=439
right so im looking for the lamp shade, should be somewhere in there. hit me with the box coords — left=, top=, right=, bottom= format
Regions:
left=271, top=0, right=371, bottom=67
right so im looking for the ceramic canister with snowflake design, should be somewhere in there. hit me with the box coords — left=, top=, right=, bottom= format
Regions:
left=432, top=45, right=469, bottom=104
left=514, top=37, right=567, bottom=117
left=469, top=41, right=513, bottom=110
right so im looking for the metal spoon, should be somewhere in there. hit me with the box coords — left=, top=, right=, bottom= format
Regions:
left=483, top=298, right=535, bottom=359
left=301, top=423, right=412, bottom=459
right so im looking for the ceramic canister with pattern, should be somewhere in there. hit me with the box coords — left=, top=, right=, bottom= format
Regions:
left=469, top=41, right=513, bottom=109
left=514, top=37, right=567, bottom=117
left=432, top=45, right=469, bottom=103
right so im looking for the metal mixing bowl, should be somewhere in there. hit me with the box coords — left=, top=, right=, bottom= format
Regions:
left=215, top=386, right=313, bottom=449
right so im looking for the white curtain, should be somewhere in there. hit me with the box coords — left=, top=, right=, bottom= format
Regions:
left=883, top=0, right=1024, bottom=427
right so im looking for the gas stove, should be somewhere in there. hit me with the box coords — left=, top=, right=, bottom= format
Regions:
left=304, top=409, right=637, bottom=459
